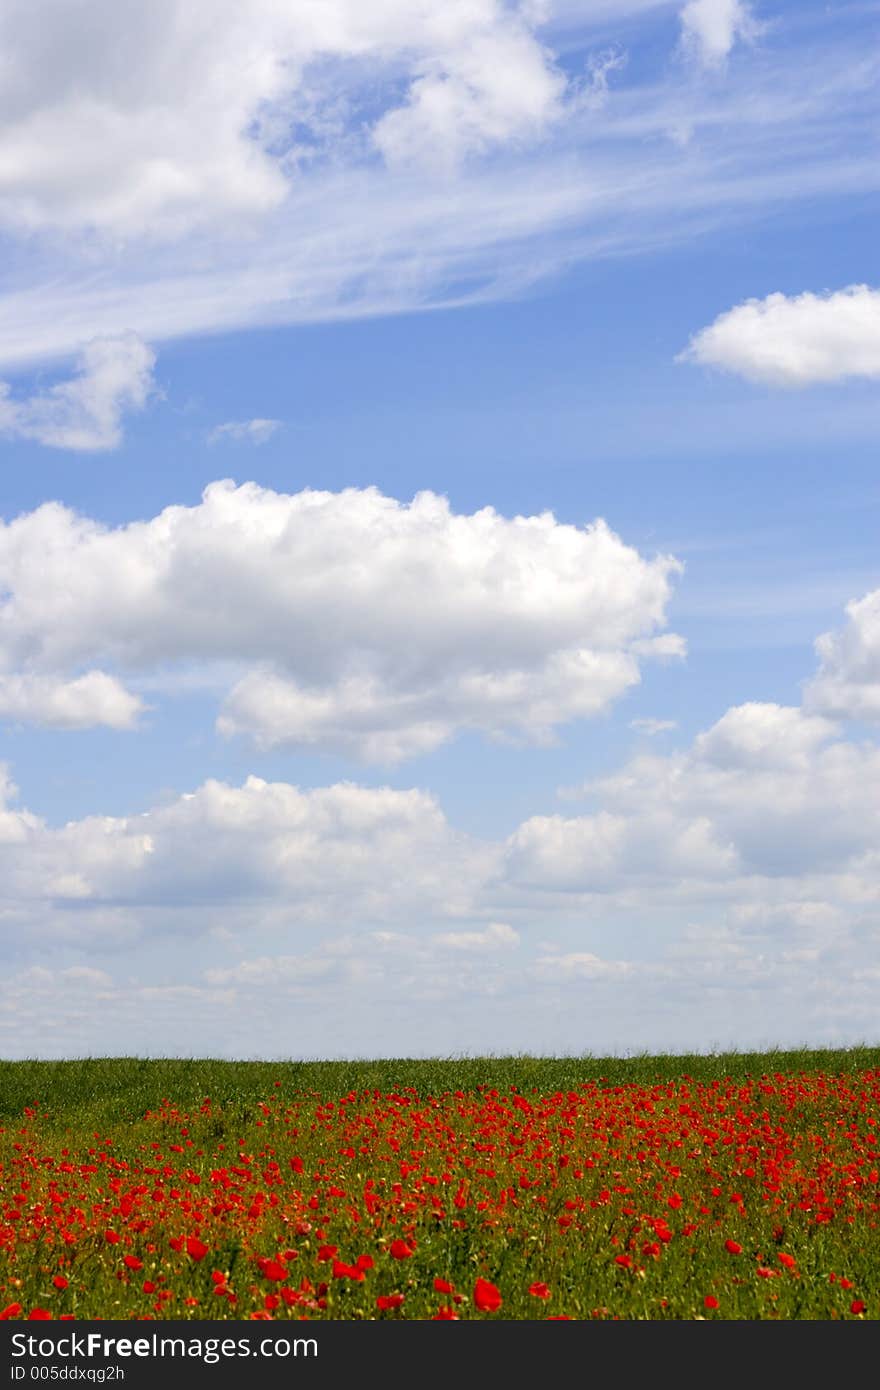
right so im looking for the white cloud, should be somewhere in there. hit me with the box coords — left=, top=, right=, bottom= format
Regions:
left=505, top=803, right=737, bottom=891
left=629, top=716, right=677, bottom=735
left=806, top=587, right=880, bottom=722
left=204, top=953, right=372, bottom=990
left=0, top=8, right=876, bottom=370
left=0, top=334, right=156, bottom=450
left=207, top=418, right=281, bottom=446
left=578, top=46, right=629, bottom=110
left=692, top=701, right=837, bottom=769
left=6, top=935, right=880, bottom=1059
left=217, top=647, right=663, bottom=763
left=679, top=0, right=759, bottom=67
left=432, top=921, right=519, bottom=951
left=508, top=701, right=880, bottom=892
left=0, top=770, right=487, bottom=920
left=17, top=687, right=873, bottom=936
left=3, top=644, right=880, bottom=1053
left=0, top=671, right=144, bottom=730
left=0, top=480, right=682, bottom=757
left=0, top=0, right=565, bottom=240
left=372, top=15, right=565, bottom=169
left=534, top=950, right=630, bottom=979
left=680, top=285, right=880, bottom=386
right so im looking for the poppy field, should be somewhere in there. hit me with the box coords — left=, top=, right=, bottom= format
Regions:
left=2, top=1049, right=880, bottom=1321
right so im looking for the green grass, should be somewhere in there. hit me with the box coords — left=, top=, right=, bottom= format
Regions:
left=4, top=1047, right=880, bottom=1128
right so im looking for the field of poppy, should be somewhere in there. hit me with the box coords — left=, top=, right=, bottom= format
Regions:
left=1, top=1049, right=879, bottom=1321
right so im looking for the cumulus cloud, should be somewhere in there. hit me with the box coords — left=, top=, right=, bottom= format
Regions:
left=680, top=285, right=880, bottom=386
left=207, top=418, right=281, bottom=446
left=372, top=15, right=565, bottom=169
left=505, top=804, right=737, bottom=892
left=692, top=702, right=838, bottom=769
left=0, top=771, right=490, bottom=928
left=680, top=0, right=759, bottom=67
left=806, top=587, right=880, bottom=722
left=0, top=480, right=682, bottom=757
left=0, top=334, right=156, bottom=450
left=507, top=701, right=880, bottom=891
left=3, top=668, right=880, bottom=1053
left=217, top=647, right=666, bottom=763
left=18, top=691, right=880, bottom=935
left=0, top=671, right=144, bottom=730
left=0, top=0, right=565, bottom=240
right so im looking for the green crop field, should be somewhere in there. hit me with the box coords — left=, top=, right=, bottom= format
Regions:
left=2, top=1048, right=880, bottom=1321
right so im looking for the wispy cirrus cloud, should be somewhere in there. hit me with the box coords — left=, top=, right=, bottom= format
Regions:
left=0, top=334, right=156, bottom=449
left=207, top=418, right=281, bottom=446
left=0, top=5, right=877, bottom=370
left=630, top=716, right=678, bottom=735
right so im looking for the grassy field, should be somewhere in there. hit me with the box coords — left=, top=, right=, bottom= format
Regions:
left=2, top=1048, right=880, bottom=1320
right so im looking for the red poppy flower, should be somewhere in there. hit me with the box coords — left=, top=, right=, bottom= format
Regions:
left=186, top=1237, right=208, bottom=1262
left=473, top=1278, right=502, bottom=1312
left=104, top=1230, right=120, bottom=1245
left=778, top=1253, right=797, bottom=1270
left=725, top=1240, right=742, bottom=1255
left=851, top=1301, right=866, bottom=1316
left=28, top=1309, right=52, bottom=1320
left=529, top=1283, right=551, bottom=1299
left=433, top=1307, right=458, bottom=1319
left=376, top=1294, right=405, bottom=1310
left=257, top=1258, right=287, bottom=1282
left=52, top=1276, right=69, bottom=1290
left=434, top=1278, right=455, bottom=1294
left=704, top=1295, right=719, bottom=1310
left=389, top=1240, right=415, bottom=1260
left=0, top=1304, right=23, bottom=1320
left=123, top=1255, right=143, bottom=1271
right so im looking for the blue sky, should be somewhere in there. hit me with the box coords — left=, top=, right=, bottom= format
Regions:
left=1, top=0, right=880, bottom=1058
